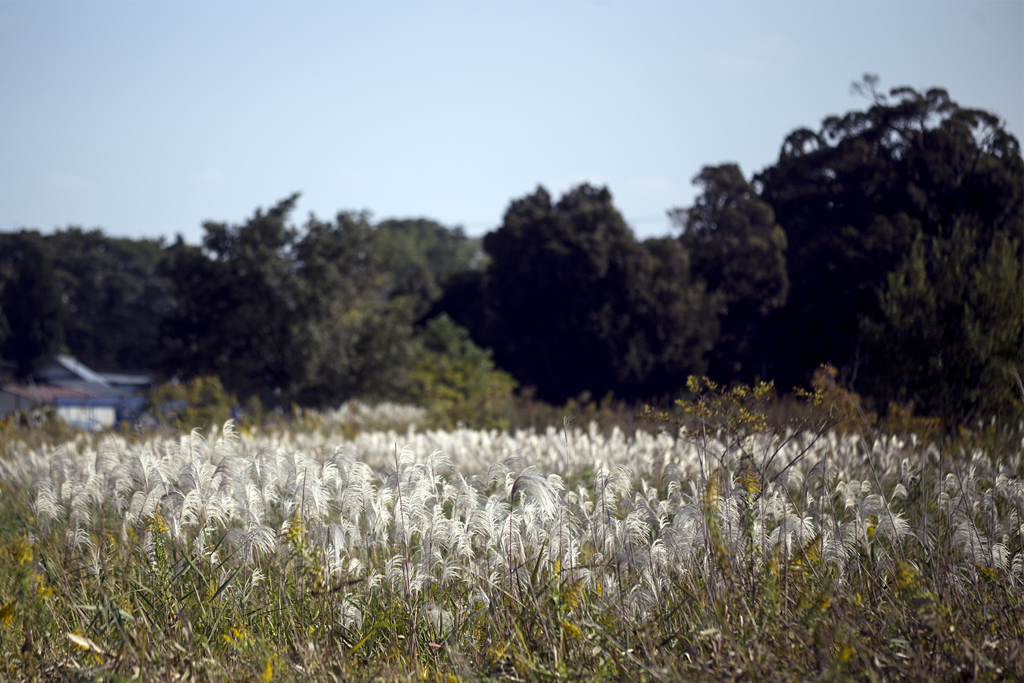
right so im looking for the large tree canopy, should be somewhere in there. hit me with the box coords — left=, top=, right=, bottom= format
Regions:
left=463, top=184, right=718, bottom=403
left=862, top=220, right=1023, bottom=425
left=0, top=231, right=65, bottom=377
left=2, top=77, right=1018, bottom=428
left=755, top=76, right=1023, bottom=396
left=0, top=228, right=173, bottom=379
left=288, top=210, right=418, bottom=405
left=48, top=228, right=172, bottom=372
left=159, top=195, right=302, bottom=403
left=671, top=164, right=788, bottom=381
left=158, top=197, right=480, bottom=407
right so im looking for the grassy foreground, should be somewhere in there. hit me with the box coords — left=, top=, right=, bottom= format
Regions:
left=0, top=388, right=1022, bottom=682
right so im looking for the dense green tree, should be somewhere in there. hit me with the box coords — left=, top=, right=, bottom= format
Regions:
left=373, top=219, right=482, bottom=319
left=756, top=76, right=1023, bottom=391
left=289, top=211, right=418, bottom=405
left=634, top=236, right=722, bottom=396
left=158, top=195, right=302, bottom=403
left=862, top=221, right=1023, bottom=426
left=429, top=269, right=487, bottom=339
left=0, top=231, right=65, bottom=377
left=0, top=279, right=9, bottom=371
left=471, top=184, right=717, bottom=403
left=159, top=199, right=481, bottom=407
left=47, top=228, right=172, bottom=371
left=286, top=212, right=483, bottom=406
left=671, top=164, right=788, bottom=381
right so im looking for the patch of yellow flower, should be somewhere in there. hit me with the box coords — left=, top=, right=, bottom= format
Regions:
left=0, top=601, right=15, bottom=628
left=560, top=620, right=582, bottom=640
left=146, top=509, right=169, bottom=535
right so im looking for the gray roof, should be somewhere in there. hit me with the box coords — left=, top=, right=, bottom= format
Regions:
left=34, top=355, right=111, bottom=387
left=99, top=372, right=152, bottom=386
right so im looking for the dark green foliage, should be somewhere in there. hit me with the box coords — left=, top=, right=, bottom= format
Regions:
left=373, top=219, right=483, bottom=319
left=48, top=228, right=172, bottom=372
left=428, top=268, right=487, bottom=339
left=862, top=221, right=1023, bottom=426
left=158, top=198, right=481, bottom=407
left=2, top=203, right=481, bottom=410
left=672, top=164, right=788, bottom=381
left=477, top=184, right=635, bottom=402
left=468, top=184, right=718, bottom=403
left=159, top=195, right=302, bottom=404
left=0, top=228, right=172, bottom=378
left=0, top=231, right=65, bottom=377
left=756, top=76, right=1023, bottom=392
left=289, top=211, right=419, bottom=405
left=633, top=236, right=722, bottom=396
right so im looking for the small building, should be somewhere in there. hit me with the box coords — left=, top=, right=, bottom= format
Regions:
left=0, top=355, right=150, bottom=430
left=0, top=384, right=119, bottom=430
left=32, top=355, right=152, bottom=393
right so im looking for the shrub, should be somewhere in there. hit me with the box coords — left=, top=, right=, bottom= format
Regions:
left=146, top=375, right=237, bottom=432
left=411, top=314, right=517, bottom=430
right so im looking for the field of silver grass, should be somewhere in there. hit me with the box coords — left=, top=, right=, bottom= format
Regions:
left=1, top=406, right=1023, bottom=680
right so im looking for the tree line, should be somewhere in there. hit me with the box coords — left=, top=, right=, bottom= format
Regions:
left=2, top=78, right=1021, bottom=427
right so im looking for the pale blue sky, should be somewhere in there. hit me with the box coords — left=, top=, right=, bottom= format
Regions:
left=1, top=0, right=1021, bottom=243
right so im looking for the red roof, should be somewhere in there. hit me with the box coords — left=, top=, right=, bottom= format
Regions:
left=1, top=384, right=99, bottom=404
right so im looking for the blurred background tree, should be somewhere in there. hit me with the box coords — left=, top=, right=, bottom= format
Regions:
left=441, top=184, right=719, bottom=403
left=288, top=210, right=416, bottom=406
left=0, top=231, right=65, bottom=377
left=48, top=228, right=172, bottom=372
left=410, top=314, right=517, bottom=430
left=755, top=76, right=1022, bottom=399
left=861, top=220, right=1023, bottom=425
left=158, top=195, right=302, bottom=405
left=670, top=164, right=788, bottom=382
left=157, top=197, right=482, bottom=408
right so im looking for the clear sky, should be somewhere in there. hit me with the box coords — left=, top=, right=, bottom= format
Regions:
left=1, top=0, right=1021, bottom=243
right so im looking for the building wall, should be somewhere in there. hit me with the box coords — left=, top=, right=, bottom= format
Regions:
left=0, top=391, right=37, bottom=417
left=55, top=405, right=117, bottom=430
left=2, top=390, right=118, bottom=431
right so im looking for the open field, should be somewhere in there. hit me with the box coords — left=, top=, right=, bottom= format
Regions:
left=1, top=399, right=1023, bottom=681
